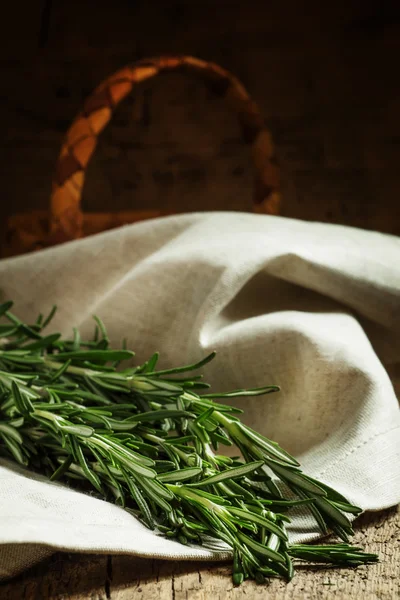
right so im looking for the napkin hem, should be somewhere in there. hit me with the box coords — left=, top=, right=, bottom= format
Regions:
left=313, top=425, right=400, bottom=511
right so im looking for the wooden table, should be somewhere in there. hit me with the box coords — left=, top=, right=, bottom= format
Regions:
left=2, top=2, right=400, bottom=242
left=1, top=507, right=398, bottom=600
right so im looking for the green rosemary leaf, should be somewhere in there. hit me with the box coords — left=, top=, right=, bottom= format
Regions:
left=83, top=362, right=117, bottom=372
left=0, top=301, right=13, bottom=318
left=237, top=423, right=300, bottom=467
left=0, top=325, right=19, bottom=336
left=284, top=552, right=295, bottom=581
left=154, top=460, right=176, bottom=473
left=229, top=507, right=288, bottom=540
left=288, top=544, right=378, bottom=565
left=96, top=436, right=155, bottom=466
left=48, top=386, right=104, bottom=404
left=72, top=328, right=81, bottom=352
left=92, top=449, right=126, bottom=502
left=136, top=476, right=174, bottom=509
left=145, top=379, right=185, bottom=393
left=257, top=566, right=281, bottom=578
left=141, top=352, right=159, bottom=373
left=50, top=455, right=73, bottom=481
left=262, top=498, right=316, bottom=508
left=295, top=488, right=329, bottom=534
left=329, top=500, right=362, bottom=515
left=162, top=435, right=195, bottom=445
left=22, top=334, right=61, bottom=351
left=123, top=473, right=155, bottom=529
left=145, top=352, right=217, bottom=376
left=232, top=549, right=245, bottom=586
left=4, top=312, right=41, bottom=340
left=213, top=455, right=233, bottom=467
left=237, top=532, right=285, bottom=563
left=223, top=479, right=256, bottom=501
left=180, top=487, right=232, bottom=506
left=11, top=381, right=34, bottom=415
left=312, top=479, right=360, bottom=506
left=187, top=461, right=263, bottom=487
left=1, top=352, right=44, bottom=365
left=314, top=497, right=354, bottom=530
left=92, top=315, right=109, bottom=344
left=41, top=305, right=57, bottom=329
left=184, top=381, right=211, bottom=390
left=195, top=407, right=215, bottom=425
left=1, top=434, right=26, bottom=464
left=231, top=516, right=258, bottom=533
left=184, top=395, right=243, bottom=414
left=54, top=350, right=134, bottom=362
left=59, top=423, right=95, bottom=437
left=203, top=385, right=280, bottom=399
left=94, top=416, right=138, bottom=432
left=269, top=464, right=327, bottom=497
left=126, top=409, right=195, bottom=423
left=80, top=377, right=119, bottom=401
left=88, top=438, right=156, bottom=479
left=158, top=467, right=203, bottom=483
left=71, top=438, right=102, bottom=492
left=0, top=423, right=23, bottom=444
left=210, top=430, right=233, bottom=447
left=8, top=417, right=24, bottom=428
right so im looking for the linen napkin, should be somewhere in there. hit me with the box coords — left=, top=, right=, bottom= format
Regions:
left=0, top=212, right=399, bottom=580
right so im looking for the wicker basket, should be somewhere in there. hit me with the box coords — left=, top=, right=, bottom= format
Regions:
left=3, top=56, right=280, bottom=258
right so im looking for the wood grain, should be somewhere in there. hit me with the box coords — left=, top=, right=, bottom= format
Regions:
left=1, top=507, right=398, bottom=599
left=1, top=0, right=400, bottom=243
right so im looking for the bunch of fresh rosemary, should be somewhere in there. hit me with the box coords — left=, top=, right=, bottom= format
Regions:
left=0, top=301, right=377, bottom=585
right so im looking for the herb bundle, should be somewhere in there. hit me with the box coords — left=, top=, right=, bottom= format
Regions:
left=0, top=301, right=377, bottom=585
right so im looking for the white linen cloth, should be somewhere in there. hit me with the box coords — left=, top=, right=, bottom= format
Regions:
left=0, top=212, right=399, bottom=580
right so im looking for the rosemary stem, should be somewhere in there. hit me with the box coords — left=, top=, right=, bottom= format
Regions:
left=44, top=359, right=96, bottom=377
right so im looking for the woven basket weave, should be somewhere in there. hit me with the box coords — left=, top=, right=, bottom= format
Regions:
left=4, top=56, right=280, bottom=257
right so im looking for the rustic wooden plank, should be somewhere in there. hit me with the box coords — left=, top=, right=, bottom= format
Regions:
left=1, top=0, right=399, bottom=243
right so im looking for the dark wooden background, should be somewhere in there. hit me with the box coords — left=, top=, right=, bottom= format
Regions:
left=1, top=1, right=400, bottom=240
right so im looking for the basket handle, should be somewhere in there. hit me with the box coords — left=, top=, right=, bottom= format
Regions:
left=50, top=56, right=280, bottom=242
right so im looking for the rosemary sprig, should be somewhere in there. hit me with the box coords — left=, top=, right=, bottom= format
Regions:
left=0, top=301, right=377, bottom=585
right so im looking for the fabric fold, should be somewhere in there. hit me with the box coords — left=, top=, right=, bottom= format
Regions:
left=0, top=212, right=399, bottom=580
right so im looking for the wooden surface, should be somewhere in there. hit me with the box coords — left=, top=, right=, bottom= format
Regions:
left=0, top=507, right=398, bottom=599
left=1, top=0, right=400, bottom=241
